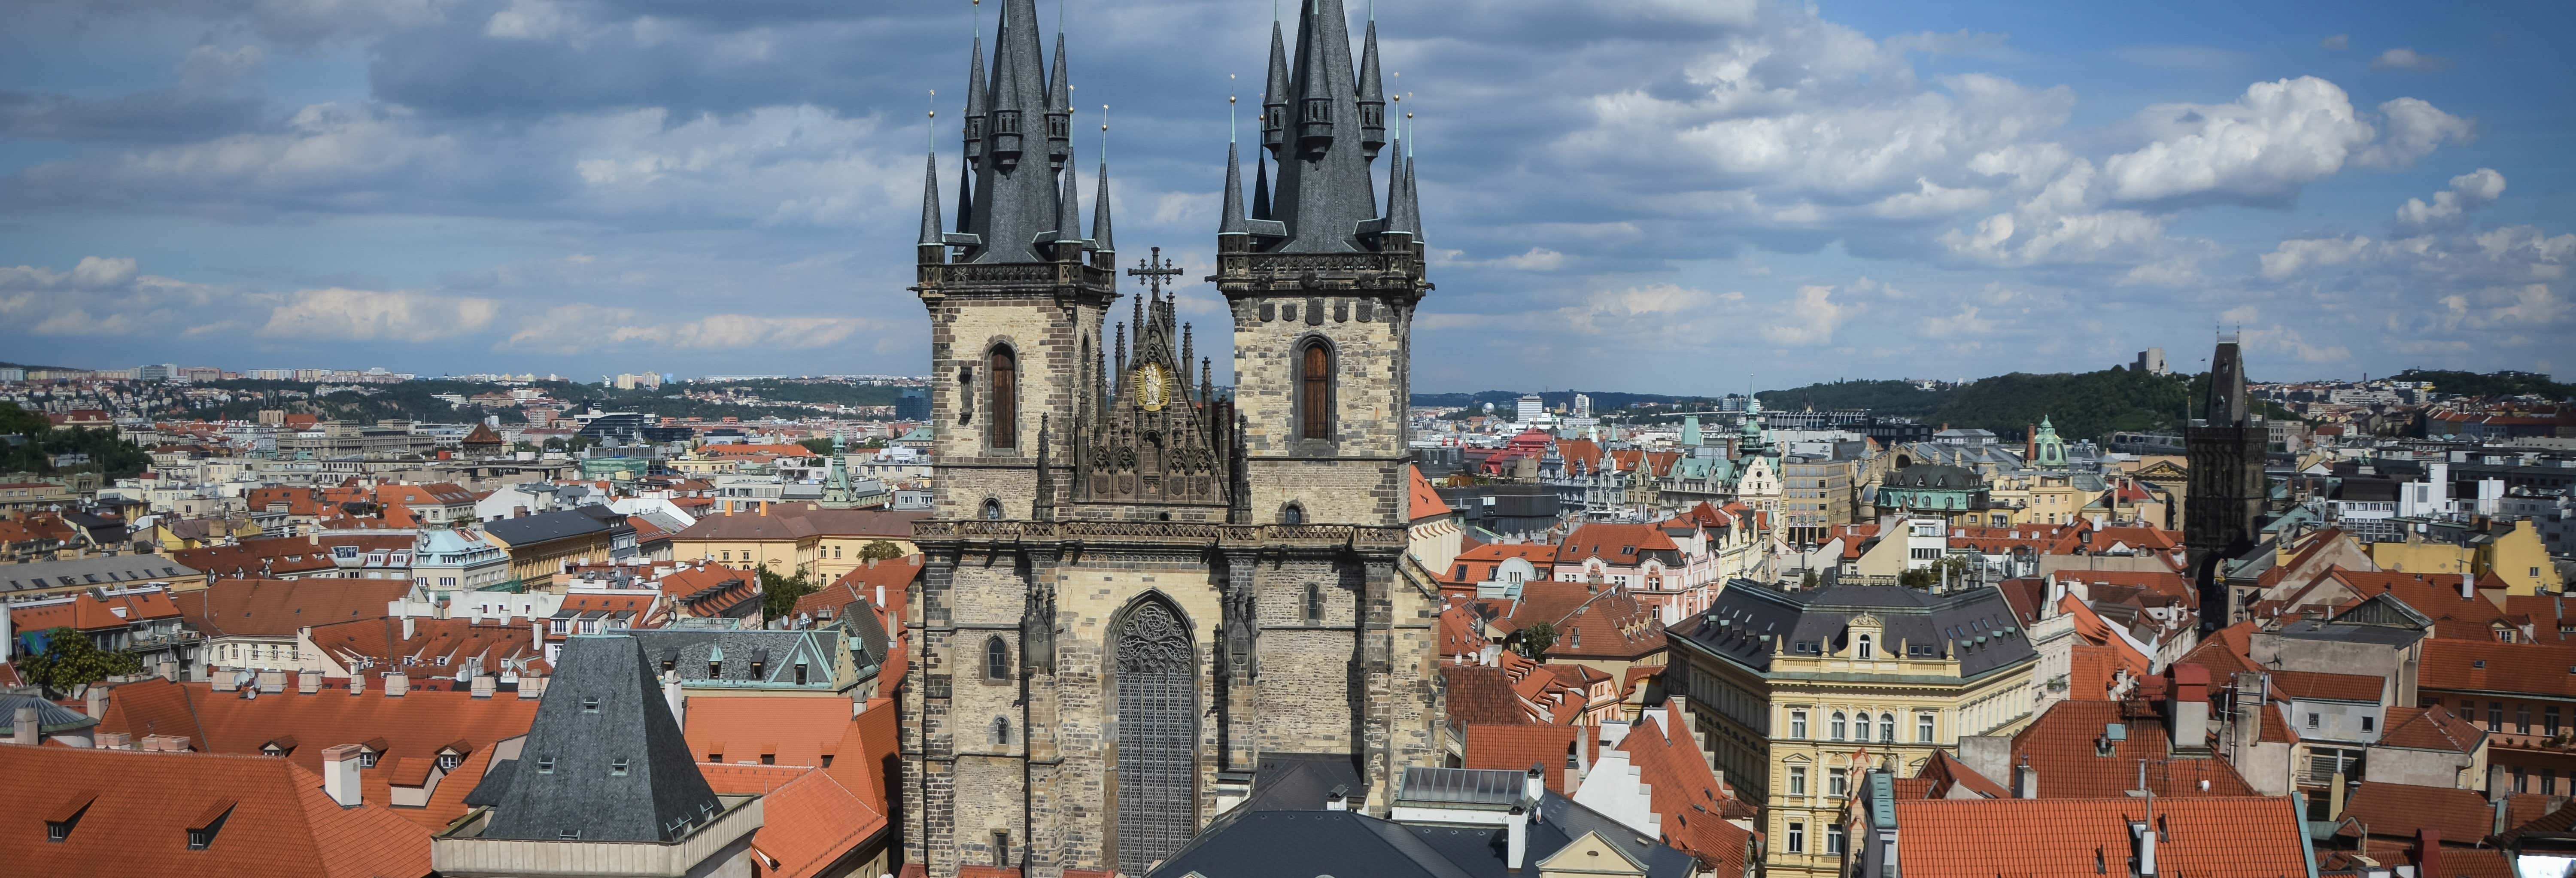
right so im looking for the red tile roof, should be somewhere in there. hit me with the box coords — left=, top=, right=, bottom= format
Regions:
left=1556, top=523, right=1681, bottom=567
left=1887, top=795, right=2308, bottom=877
left=2336, top=781, right=2506, bottom=847
left=1462, top=724, right=1585, bottom=793
left=1407, top=465, right=1449, bottom=522
left=174, top=577, right=417, bottom=638
left=0, top=746, right=432, bottom=878
left=2420, top=638, right=2576, bottom=698
left=305, top=616, right=549, bottom=677
left=696, top=764, right=887, bottom=878
left=1444, top=542, right=1558, bottom=586
left=2376, top=705, right=2485, bottom=753
left=8, top=587, right=183, bottom=632
left=1621, top=704, right=1757, bottom=875
left=2268, top=670, right=2386, bottom=703
left=2006, top=700, right=2255, bottom=799
left=799, top=556, right=922, bottom=623
left=1441, top=663, right=1534, bottom=727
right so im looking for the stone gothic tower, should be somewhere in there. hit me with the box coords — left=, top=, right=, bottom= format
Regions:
left=902, top=3, right=1443, bottom=877
left=2185, top=335, right=2269, bottom=628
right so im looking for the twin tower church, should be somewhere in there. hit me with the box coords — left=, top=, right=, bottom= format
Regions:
left=899, top=1, right=1444, bottom=876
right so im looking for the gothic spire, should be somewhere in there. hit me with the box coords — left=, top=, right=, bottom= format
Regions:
left=1251, top=149, right=1272, bottom=220
left=1382, top=135, right=1412, bottom=236
left=1045, top=18, right=1073, bottom=170
left=918, top=146, right=944, bottom=247
left=1055, top=136, right=1083, bottom=245
left=1399, top=117, right=1424, bottom=241
left=1091, top=114, right=1115, bottom=255
left=1273, top=0, right=1379, bottom=253
left=1260, top=11, right=1291, bottom=156
left=962, top=0, right=1056, bottom=264
left=1357, top=15, right=1387, bottom=159
left=1219, top=140, right=1249, bottom=238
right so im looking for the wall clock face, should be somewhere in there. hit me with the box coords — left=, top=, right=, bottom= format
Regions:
left=1134, top=363, right=1173, bottom=411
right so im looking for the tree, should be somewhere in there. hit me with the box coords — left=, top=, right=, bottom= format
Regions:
left=19, top=627, right=143, bottom=692
left=799, top=437, right=838, bottom=456
left=757, top=565, right=820, bottom=624
left=858, top=541, right=905, bottom=562
left=1800, top=569, right=1821, bottom=589
left=1516, top=621, right=1558, bottom=661
left=1896, top=568, right=1938, bottom=589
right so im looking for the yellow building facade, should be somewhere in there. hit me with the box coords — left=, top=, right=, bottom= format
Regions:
left=1666, top=583, right=2038, bottom=877
left=2371, top=519, right=2564, bottom=596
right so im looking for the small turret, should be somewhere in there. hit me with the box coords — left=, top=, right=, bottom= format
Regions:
left=917, top=146, right=946, bottom=258
left=1261, top=13, right=1291, bottom=155
left=1045, top=29, right=1073, bottom=170
left=1091, top=116, right=1116, bottom=261
left=1357, top=16, right=1387, bottom=159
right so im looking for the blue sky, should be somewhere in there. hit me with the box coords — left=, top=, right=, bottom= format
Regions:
left=1, top=0, right=2568, bottom=392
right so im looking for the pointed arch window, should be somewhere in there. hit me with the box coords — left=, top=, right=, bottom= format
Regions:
left=1304, top=583, right=1323, bottom=622
left=992, top=717, right=1012, bottom=745
left=984, top=635, right=1011, bottom=681
left=989, top=346, right=1018, bottom=449
left=1297, top=340, right=1334, bottom=441
left=982, top=498, right=1005, bottom=521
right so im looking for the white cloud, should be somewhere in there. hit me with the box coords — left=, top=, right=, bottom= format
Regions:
left=258, top=288, right=498, bottom=341
left=70, top=256, right=139, bottom=288
left=2397, top=168, right=2506, bottom=227
left=2104, top=78, right=2467, bottom=204
left=2370, top=48, right=2452, bottom=72
left=1496, top=248, right=1568, bottom=271
left=1762, top=285, right=1846, bottom=345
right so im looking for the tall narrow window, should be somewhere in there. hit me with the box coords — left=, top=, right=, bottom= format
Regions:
left=1830, top=711, right=1847, bottom=741
left=983, top=498, right=1005, bottom=520
left=1298, top=341, right=1333, bottom=441
left=992, top=717, right=1012, bottom=745
left=984, top=636, right=1011, bottom=681
left=1880, top=712, right=1897, bottom=743
left=1305, top=584, right=1323, bottom=622
left=989, top=347, right=1018, bottom=448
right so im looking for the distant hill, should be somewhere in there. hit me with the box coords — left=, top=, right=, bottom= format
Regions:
left=0, top=361, right=79, bottom=371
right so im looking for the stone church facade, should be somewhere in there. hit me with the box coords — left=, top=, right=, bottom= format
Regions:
left=898, top=2, right=1444, bottom=876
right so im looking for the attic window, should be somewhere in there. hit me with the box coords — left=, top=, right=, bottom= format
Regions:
left=612, top=759, right=629, bottom=777
left=538, top=757, right=556, bottom=774
left=438, top=753, right=463, bottom=771
left=583, top=697, right=601, bottom=713
left=2475, top=660, right=2487, bottom=668
left=359, top=751, right=379, bottom=769
left=559, top=829, right=581, bottom=840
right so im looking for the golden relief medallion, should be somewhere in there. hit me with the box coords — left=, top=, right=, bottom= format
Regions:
left=1133, top=362, right=1175, bottom=411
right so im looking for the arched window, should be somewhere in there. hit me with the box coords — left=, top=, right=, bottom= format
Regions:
left=1565, top=742, right=1581, bottom=769
left=1855, top=634, right=1873, bottom=660
left=982, top=498, right=1005, bottom=521
left=1282, top=503, right=1305, bottom=526
left=1880, top=713, right=1897, bottom=744
left=958, top=364, right=975, bottom=425
left=1297, top=340, right=1333, bottom=441
left=989, top=346, right=1018, bottom=448
left=992, top=716, right=1012, bottom=745
left=984, top=636, right=1011, bottom=681
left=1830, top=711, right=1847, bottom=741
left=1304, top=583, right=1323, bottom=622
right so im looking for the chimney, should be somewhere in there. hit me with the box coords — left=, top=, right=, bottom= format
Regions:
left=2461, top=572, right=2476, bottom=601
left=471, top=674, right=496, bottom=699
left=1506, top=805, right=1530, bottom=870
left=298, top=671, right=321, bottom=694
left=384, top=672, right=409, bottom=698
left=1524, top=763, right=1546, bottom=807
left=347, top=670, right=366, bottom=696
left=142, top=733, right=191, bottom=752
left=875, top=583, right=886, bottom=608
left=2169, top=665, right=2211, bottom=753
left=2417, top=829, right=2442, bottom=878
left=519, top=676, right=547, bottom=699
left=2131, top=818, right=2157, bottom=877
left=322, top=744, right=364, bottom=807
left=86, top=685, right=111, bottom=719
left=11, top=705, right=37, bottom=745
left=158, top=660, right=176, bottom=682
left=1324, top=785, right=1350, bottom=812
left=401, top=616, right=416, bottom=640
left=94, top=732, right=132, bottom=750
left=663, top=671, right=686, bottom=727
left=2014, top=758, right=2040, bottom=799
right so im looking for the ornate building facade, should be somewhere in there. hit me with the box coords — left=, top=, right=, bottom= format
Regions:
left=898, top=2, right=1444, bottom=876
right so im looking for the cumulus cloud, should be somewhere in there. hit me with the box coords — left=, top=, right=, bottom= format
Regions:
left=1762, top=285, right=1847, bottom=345
left=258, top=288, right=498, bottom=341
left=2371, top=48, right=2452, bottom=72
left=2104, top=78, right=2470, bottom=205
left=2397, top=168, right=2506, bottom=227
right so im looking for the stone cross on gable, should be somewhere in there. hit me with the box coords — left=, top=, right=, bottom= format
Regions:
left=1126, top=246, right=1185, bottom=298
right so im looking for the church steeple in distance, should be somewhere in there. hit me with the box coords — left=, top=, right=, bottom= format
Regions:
left=947, top=0, right=1092, bottom=265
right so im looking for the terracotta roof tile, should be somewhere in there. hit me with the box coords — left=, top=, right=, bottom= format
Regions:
left=174, top=578, right=416, bottom=638
left=1622, top=704, right=1757, bottom=875
left=1442, top=663, right=1533, bottom=727
left=1462, top=724, right=1583, bottom=793
left=0, top=746, right=431, bottom=878
left=2421, top=639, right=2576, bottom=698
left=2268, top=669, right=2387, bottom=703
left=696, top=764, right=887, bottom=878
left=2336, top=781, right=2505, bottom=846
left=1887, top=795, right=2308, bottom=877
left=2007, top=700, right=2255, bottom=799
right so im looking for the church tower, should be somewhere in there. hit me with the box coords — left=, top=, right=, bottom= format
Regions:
left=902, top=3, right=1443, bottom=877
left=2185, top=335, right=2269, bottom=629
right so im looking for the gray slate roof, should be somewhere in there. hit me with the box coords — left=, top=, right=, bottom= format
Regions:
left=0, top=693, right=100, bottom=735
left=625, top=628, right=840, bottom=689
left=1241, top=752, right=1366, bottom=813
left=480, top=635, right=722, bottom=843
left=482, top=505, right=625, bottom=547
left=1680, top=580, right=2035, bottom=679
left=1147, top=790, right=1692, bottom=878
left=2, top=554, right=200, bottom=595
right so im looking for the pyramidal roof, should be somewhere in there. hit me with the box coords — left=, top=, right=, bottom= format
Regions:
left=481, top=634, right=723, bottom=843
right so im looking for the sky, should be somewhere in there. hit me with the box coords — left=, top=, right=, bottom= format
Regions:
left=1, top=0, right=2570, bottom=393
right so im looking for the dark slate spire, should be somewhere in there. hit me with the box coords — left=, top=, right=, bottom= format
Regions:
left=957, top=26, right=986, bottom=232
left=1273, top=0, right=1378, bottom=252
left=1403, top=134, right=1425, bottom=241
left=1220, top=140, right=1249, bottom=238
left=964, top=0, right=1056, bottom=264
left=1382, top=136, right=1412, bottom=236
left=1054, top=138, right=1083, bottom=245
left=1252, top=148, right=1273, bottom=220
left=1357, top=15, right=1387, bottom=160
left=918, top=147, right=944, bottom=247
left=1045, top=20, right=1073, bottom=171
left=482, top=635, right=723, bottom=843
left=1260, top=12, right=1290, bottom=155
left=1091, top=126, right=1115, bottom=255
